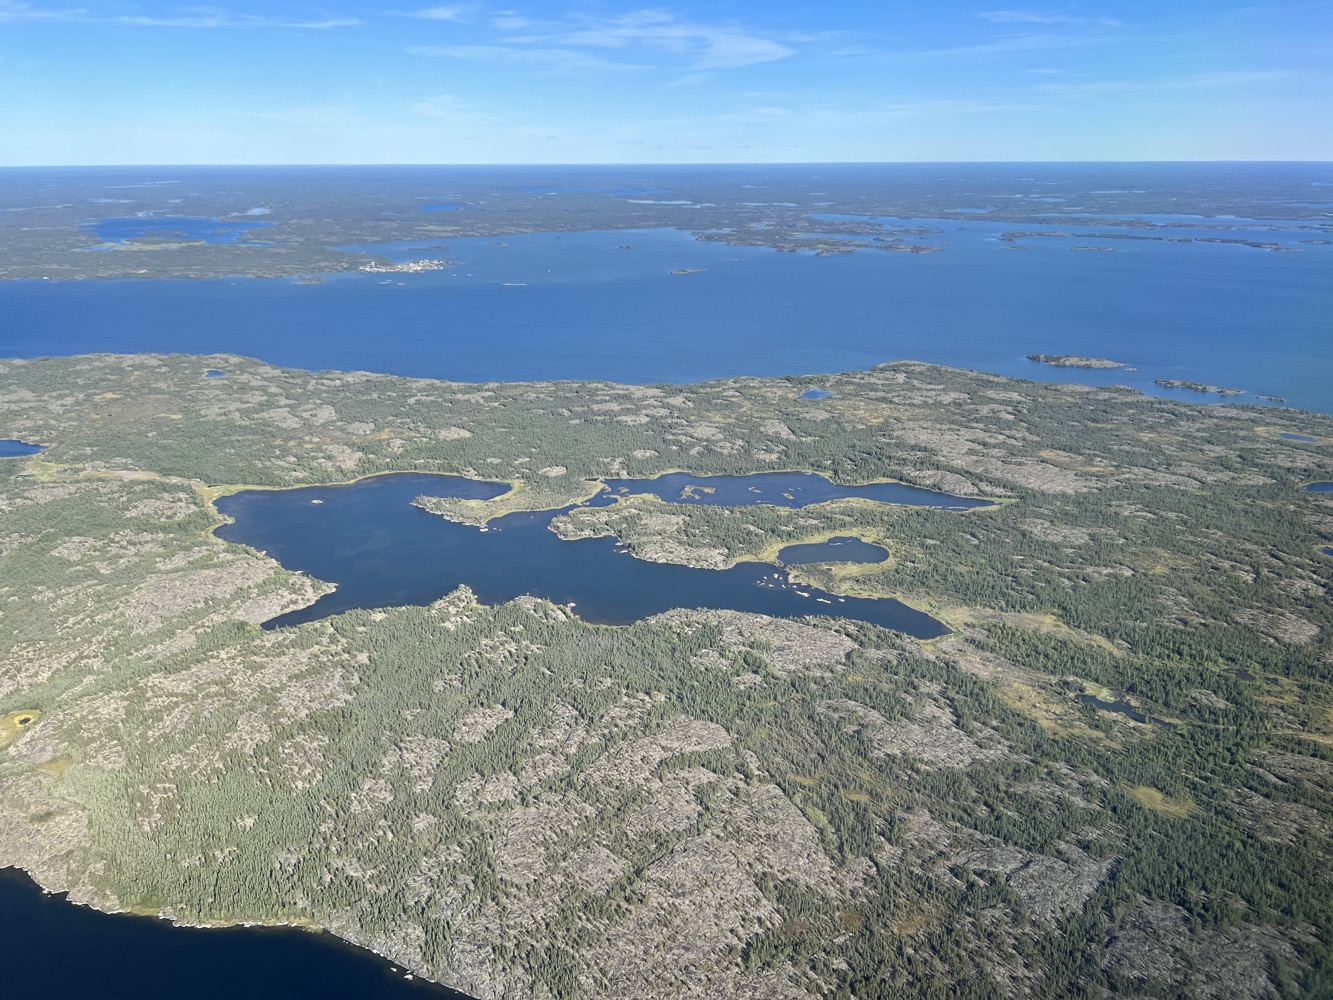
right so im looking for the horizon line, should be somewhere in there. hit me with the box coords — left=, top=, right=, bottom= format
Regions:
left=3, top=159, right=1333, bottom=170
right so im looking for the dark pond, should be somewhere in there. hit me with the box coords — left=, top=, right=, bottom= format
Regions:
left=214, top=473, right=955, bottom=637
left=1306, top=482, right=1333, bottom=493
left=592, top=471, right=991, bottom=511
left=1323, top=547, right=1333, bottom=557
left=0, top=868, right=469, bottom=1000
left=1077, top=693, right=1151, bottom=724
left=0, top=439, right=46, bottom=457
left=799, top=388, right=833, bottom=400
left=81, top=215, right=273, bottom=246
left=1280, top=433, right=1317, bottom=442
left=204, top=369, right=226, bottom=378
left=1076, top=693, right=1176, bottom=728
left=779, top=536, right=888, bottom=565
left=422, top=203, right=461, bottom=213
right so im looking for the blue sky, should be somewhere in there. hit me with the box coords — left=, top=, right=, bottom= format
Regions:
left=1, top=1, right=1329, bottom=164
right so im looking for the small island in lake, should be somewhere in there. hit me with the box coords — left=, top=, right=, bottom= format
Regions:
left=1027, top=354, right=1127, bottom=369
left=1154, top=378, right=1246, bottom=396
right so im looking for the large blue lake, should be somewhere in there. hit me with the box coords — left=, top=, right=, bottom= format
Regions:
left=4, top=217, right=1331, bottom=413
left=214, top=473, right=970, bottom=637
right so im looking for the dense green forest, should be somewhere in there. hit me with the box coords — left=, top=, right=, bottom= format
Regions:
left=1, top=354, right=1331, bottom=997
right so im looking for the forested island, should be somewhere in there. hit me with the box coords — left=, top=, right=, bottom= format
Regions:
left=1, top=354, right=1332, bottom=998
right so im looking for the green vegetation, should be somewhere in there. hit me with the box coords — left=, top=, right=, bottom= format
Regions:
left=1, top=354, right=1331, bottom=998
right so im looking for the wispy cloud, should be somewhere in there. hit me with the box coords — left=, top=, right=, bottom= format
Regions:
left=405, top=4, right=475, bottom=21
left=493, top=9, right=796, bottom=70
left=0, top=2, right=359, bottom=28
left=0, top=0, right=84, bottom=22
left=1031, top=68, right=1298, bottom=97
left=408, top=44, right=644, bottom=71
left=980, top=9, right=1123, bottom=27
left=412, top=92, right=493, bottom=122
left=116, top=10, right=360, bottom=29
left=233, top=104, right=360, bottom=128
left=897, top=32, right=1102, bottom=59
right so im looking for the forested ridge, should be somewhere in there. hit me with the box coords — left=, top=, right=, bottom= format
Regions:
left=1, top=353, right=1331, bottom=997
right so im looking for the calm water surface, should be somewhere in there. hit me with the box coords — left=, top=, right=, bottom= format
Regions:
left=5, top=219, right=1330, bottom=412
left=779, top=537, right=889, bottom=565
left=215, top=473, right=965, bottom=637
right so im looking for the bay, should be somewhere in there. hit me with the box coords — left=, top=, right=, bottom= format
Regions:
left=3, top=215, right=1330, bottom=413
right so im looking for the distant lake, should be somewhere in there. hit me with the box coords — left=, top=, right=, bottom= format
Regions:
left=79, top=215, right=272, bottom=247
left=0, top=868, right=468, bottom=1000
left=214, top=473, right=963, bottom=637
left=5, top=217, right=1331, bottom=414
left=1307, top=483, right=1333, bottom=493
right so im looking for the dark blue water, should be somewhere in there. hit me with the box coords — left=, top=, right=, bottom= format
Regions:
left=0, top=868, right=468, bottom=999
left=5, top=220, right=1330, bottom=413
left=214, top=473, right=952, bottom=637
left=593, top=471, right=990, bottom=511
left=204, top=369, right=225, bottom=378
left=1306, top=483, right=1333, bottom=493
left=799, top=388, right=833, bottom=399
left=1281, top=433, right=1317, bottom=442
left=80, top=215, right=272, bottom=246
left=0, top=439, right=45, bottom=457
left=778, top=537, right=889, bottom=565
left=422, top=203, right=461, bottom=213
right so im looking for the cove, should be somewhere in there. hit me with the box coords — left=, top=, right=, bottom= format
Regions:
left=0, top=868, right=469, bottom=1000
left=214, top=473, right=963, bottom=638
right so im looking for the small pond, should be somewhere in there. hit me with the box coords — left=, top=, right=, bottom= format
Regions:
left=778, top=536, right=888, bottom=565
left=1305, top=482, right=1333, bottom=493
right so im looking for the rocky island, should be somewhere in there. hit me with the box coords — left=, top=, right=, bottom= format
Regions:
left=1026, top=354, right=1128, bottom=369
